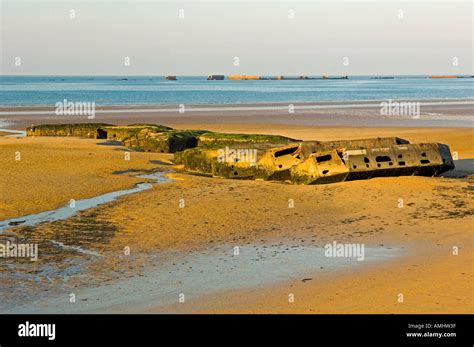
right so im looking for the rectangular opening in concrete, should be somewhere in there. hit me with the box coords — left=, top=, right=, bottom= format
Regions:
left=316, top=154, right=332, bottom=163
left=375, top=156, right=392, bottom=162
left=274, top=146, right=299, bottom=157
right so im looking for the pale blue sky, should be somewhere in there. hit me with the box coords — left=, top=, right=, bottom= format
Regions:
left=1, top=0, right=472, bottom=75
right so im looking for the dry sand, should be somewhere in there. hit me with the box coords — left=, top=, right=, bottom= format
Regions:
left=0, top=136, right=172, bottom=220
left=1, top=125, right=472, bottom=313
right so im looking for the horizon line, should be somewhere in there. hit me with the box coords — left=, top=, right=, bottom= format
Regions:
left=1, top=73, right=473, bottom=77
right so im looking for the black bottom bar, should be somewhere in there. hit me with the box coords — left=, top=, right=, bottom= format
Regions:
left=0, top=314, right=472, bottom=346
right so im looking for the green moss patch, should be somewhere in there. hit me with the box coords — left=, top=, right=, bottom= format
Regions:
left=26, top=123, right=113, bottom=138
left=197, top=132, right=298, bottom=147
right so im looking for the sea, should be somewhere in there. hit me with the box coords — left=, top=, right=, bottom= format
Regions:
left=0, top=75, right=473, bottom=106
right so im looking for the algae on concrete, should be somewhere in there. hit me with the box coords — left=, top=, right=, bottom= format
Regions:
left=123, top=130, right=210, bottom=153
left=26, top=123, right=114, bottom=138
left=197, top=133, right=298, bottom=147
left=103, top=124, right=173, bottom=141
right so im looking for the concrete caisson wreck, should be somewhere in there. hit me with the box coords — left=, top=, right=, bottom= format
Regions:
left=26, top=123, right=206, bottom=153
left=26, top=123, right=455, bottom=184
left=26, top=123, right=113, bottom=138
left=102, top=125, right=207, bottom=153
left=175, top=137, right=455, bottom=184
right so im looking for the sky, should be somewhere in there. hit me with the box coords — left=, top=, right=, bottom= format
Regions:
left=1, top=0, right=473, bottom=75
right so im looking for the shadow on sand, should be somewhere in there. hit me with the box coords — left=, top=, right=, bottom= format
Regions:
left=441, top=159, right=474, bottom=178
left=96, top=140, right=122, bottom=146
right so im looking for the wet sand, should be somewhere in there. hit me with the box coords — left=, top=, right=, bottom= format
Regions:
left=156, top=239, right=472, bottom=313
left=0, top=106, right=473, bottom=313
left=1, top=99, right=473, bottom=129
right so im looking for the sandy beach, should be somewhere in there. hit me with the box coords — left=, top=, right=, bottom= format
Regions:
left=1, top=114, right=472, bottom=313
left=2, top=1, right=473, bottom=344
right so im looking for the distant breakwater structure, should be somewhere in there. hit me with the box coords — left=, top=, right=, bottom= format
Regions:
left=210, top=74, right=349, bottom=80
left=202, top=74, right=473, bottom=81
left=26, top=123, right=455, bottom=185
left=125, top=75, right=474, bottom=81
left=159, top=74, right=351, bottom=81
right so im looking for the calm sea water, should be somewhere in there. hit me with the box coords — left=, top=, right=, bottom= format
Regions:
left=0, top=75, right=473, bottom=106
